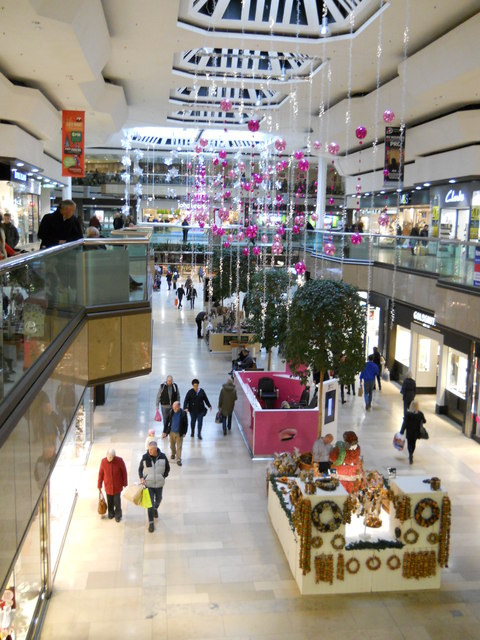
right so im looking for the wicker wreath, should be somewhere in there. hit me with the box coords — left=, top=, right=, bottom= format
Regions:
left=311, top=536, right=323, bottom=549
left=387, top=554, right=401, bottom=570
left=366, top=556, right=381, bottom=571
left=311, top=500, right=344, bottom=533
left=414, top=498, right=440, bottom=528
left=331, top=534, right=346, bottom=550
left=316, top=478, right=340, bottom=492
left=345, top=557, right=360, bottom=574
left=427, top=532, right=439, bottom=545
left=403, top=528, right=419, bottom=544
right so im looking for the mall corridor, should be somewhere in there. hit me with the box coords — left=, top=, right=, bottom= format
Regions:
left=41, top=284, right=480, bottom=640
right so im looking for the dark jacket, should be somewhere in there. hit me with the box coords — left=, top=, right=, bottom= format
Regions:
left=401, top=377, right=416, bottom=402
left=37, top=209, right=83, bottom=248
left=184, top=387, right=212, bottom=415
left=138, top=451, right=170, bottom=488
left=400, top=410, right=426, bottom=441
left=113, top=215, right=124, bottom=230
left=156, top=381, right=180, bottom=407
left=218, top=380, right=237, bottom=416
left=163, top=408, right=188, bottom=437
left=98, top=456, right=128, bottom=495
left=4, top=222, right=19, bottom=248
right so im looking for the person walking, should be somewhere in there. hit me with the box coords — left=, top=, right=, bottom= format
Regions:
left=37, top=200, right=83, bottom=248
left=359, top=354, right=379, bottom=411
left=401, top=372, right=417, bottom=416
left=182, top=218, right=189, bottom=243
left=172, top=270, right=178, bottom=290
left=97, top=449, right=128, bottom=522
left=400, top=400, right=426, bottom=464
left=218, top=377, right=237, bottom=435
left=189, top=286, right=197, bottom=309
left=409, top=224, right=420, bottom=256
left=139, top=441, right=170, bottom=533
left=183, top=378, right=212, bottom=439
left=177, top=284, right=185, bottom=309
left=3, top=213, right=19, bottom=249
left=166, top=271, right=172, bottom=291
left=156, top=375, right=181, bottom=425
left=372, top=346, right=383, bottom=390
left=195, top=310, right=207, bottom=338
left=163, top=401, right=188, bottom=465
left=198, top=266, right=204, bottom=283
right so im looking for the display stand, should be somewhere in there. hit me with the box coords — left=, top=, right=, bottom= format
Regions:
left=268, top=476, right=450, bottom=595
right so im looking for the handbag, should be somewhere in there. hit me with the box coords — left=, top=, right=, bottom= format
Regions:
left=98, top=490, right=107, bottom=515
left=141, top=488, right=152, bottom=509
left=419, top=424, right=429, bottom=440
left=357, top=385, right=363, bottom=397
left=154, top=408, right=162, bottom=422
left=123, top=484, right=143, bottom=505
left=215, top=410, right=223, bottom=424
left=393, top=432, right=405, bottom=451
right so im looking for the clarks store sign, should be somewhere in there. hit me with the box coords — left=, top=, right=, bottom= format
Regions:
left=445, top=189, right=465, bottom=204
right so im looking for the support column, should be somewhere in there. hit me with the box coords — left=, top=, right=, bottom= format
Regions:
left=315, top=157, right=328, bottom=230
left=62, top=178, right=72, bottom=200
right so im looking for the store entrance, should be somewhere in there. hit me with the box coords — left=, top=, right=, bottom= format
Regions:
left=411, top=326, right=441, bottom=394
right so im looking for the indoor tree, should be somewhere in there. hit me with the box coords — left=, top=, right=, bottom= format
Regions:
left=211, top=247, right=257, bottom=302
left=284, top=278, right=365, bottom=435
left=244, top=268, right=290, bottom=370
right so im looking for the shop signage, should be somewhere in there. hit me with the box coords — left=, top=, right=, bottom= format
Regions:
left=384, top=126, right=405, bottom=185
left=413, top=310, right=436, bottom=327
left=11, top=169, right=27, bottom=182
left=445, top=189, right=465, bottom=204
left=474, top=246, right=480, bottom=288
left=62, top=110, right=85, bottom=178
left=400, top=193, right=410, bottom=205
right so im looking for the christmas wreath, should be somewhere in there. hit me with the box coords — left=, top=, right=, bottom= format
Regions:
left=387, top=554, right=401, bottom=570
left=414, top=498, right=440, bottom=528
left=366, top=556, right=381, bottom=571
left=403, top=528, right=419, bottom=544
left=311, top=500, right=344, bottom=533
left=331, top=534, right=346, bottom=550
left=345, top=557, right=360, bottom=574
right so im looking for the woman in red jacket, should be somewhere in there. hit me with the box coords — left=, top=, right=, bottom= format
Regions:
left=98, top=449, right=128, bottom=522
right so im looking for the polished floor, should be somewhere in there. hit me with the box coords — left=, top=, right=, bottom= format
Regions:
left=41, top=280, right=480, bottom=639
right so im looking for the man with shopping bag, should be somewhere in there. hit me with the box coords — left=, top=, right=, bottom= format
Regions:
left=138, top=441, right=170, bottom=532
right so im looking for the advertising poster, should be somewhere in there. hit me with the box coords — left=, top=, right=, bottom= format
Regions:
left=474, top=246, right=480, bottom=288
left=431, top=206, right=439, bottom=237
left=384, top=126, right=405, bottom=185
left=62, top=110, right=85, bottom=177
left=470, top=207, right=480, bottom=240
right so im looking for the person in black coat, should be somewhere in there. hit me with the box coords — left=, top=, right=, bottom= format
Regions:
left=183, top=378, right=212, bottom=439
left=372, top=347, right=383, bottom=390
left=37, top=200, right=83, bottom=248
left=400, top=372, right=416, bottom=416
left=400, top=400, right=426, bottom=464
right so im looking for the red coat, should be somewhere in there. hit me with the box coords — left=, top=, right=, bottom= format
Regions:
left=98, top=456, right=128, bottom=495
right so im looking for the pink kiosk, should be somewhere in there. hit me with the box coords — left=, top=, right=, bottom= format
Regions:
left=233, top=371, right=339, bottom=458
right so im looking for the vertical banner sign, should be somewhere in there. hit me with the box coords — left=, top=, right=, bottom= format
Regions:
left=384, top=126, right=405, bottom=185
left=470, top=207, right=480, bottom=240
left=474, top=246, right=480, bottom=288
left=62, top=110, right=85, bottom=177
left=431, top=206, right=439, bottom=238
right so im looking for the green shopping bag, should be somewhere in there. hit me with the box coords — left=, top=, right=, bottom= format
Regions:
left=141, top=488, right=152, bottom=509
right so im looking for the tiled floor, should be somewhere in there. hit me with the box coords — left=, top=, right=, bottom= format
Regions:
left=41, top=282, right=480, bottom=639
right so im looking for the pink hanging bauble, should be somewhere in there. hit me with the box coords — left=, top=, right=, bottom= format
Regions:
left=310, top=213, right=318, bottom=222
left=292, top=225, right=300, bottom=234
left=253, top=173, right=263, bottom=185
left=355, top=126, right=367, bottom=140
left=220, top=98, right=233, bottom=112
left=195, top=146, right=202, bottom=154
left=275, top=138, right=286, bottom=152
left=276, top=162, right=284, bottom=173
left=275, top=194, right=283, bottom=204
left=281, top=160, right=288, bottom=169
left=224, top=241, right=231, bottom=248
left=252, top=246, right=261, bottom=256
left=243, top=182, right=251, bottom=192
left=261, top=234, right=268, bottom=243
left=328, top=142, right=340, bottom=155
left=248, top=119, right=260, bottom=132
left=378, top=212, right=389, bottom=226
left=211, top=224, right=218, bottom=235
left=351, top=232, right=362, bottom=245
left=227, top=234, right=235, bottom=243
left=314, top=140, right=322, bottom=150
left=246, top=225, right=257, bottom=239
left=294, top=150, right=304, bottom=160
left=237, top=231, right=245, bottom=241
left=238, top=161, right=246, bottom=172
left=295, top=215, right=305, bottom=226
left=218, top=149, right=227, bottom=159
left=277, top=225, right=285, bottom=236
left=212, top=157, right=219, bottom=166
left=217, top=227, right=225, bottom=236
left=383, top=109, right=395, bottom=123
left=242, top=247, right=249, bottom=256
left=199, top=138, right=208, bottom=148
left=298, top=159, right=309, bottom=172
left=295, top=261, right=306, bottom=275
left=224, top=190, right=231, bottom=198
left=324, top=242, right=336, bottom=256
left=329, top=197, right=335, bottom=205
left=221, top=160, right=228, bottom=168
left=186, top=162, right=192, bottom=169
left=228, top=169, right=236, bottom=179
left=383, top=169, right=389, bottom=177
left=199, top=221, right=205, bottom=228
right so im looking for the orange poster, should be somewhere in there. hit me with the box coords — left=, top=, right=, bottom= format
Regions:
left=62, top=110, right=85, bottom=177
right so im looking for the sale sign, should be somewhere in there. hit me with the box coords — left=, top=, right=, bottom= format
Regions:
left=62, top=110, right=85, bottom=177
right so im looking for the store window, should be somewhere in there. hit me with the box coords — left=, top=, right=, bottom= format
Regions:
left=417, top=337, right=431, bottom=372
left=446, top=347, right=468, bottom=399
left=395, top=326, right=411, bottom=367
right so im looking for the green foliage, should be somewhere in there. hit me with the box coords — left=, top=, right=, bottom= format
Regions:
left=345, top=539, right=404, bottom=551
left=245, top=268, right=289, bottom=353
left=211, top=248, right=257, bottom=300
left=284, top=279, right=365, bottom=384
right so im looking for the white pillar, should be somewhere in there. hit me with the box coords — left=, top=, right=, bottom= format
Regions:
left=315, top=157, right=328, bottom=229
left=62, top=178, right=72, bottom=200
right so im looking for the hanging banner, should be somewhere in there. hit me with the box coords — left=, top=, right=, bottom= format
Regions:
left=474, top=246, right=480, bottom=288
left=62, top=110, right=85, bottom=178
left=470, top=207, right=480, bottom=240
left=384, top=126, right=405, bottom=185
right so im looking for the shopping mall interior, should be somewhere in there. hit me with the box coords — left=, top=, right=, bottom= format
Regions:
left=1, top=1, right=480, bottom=638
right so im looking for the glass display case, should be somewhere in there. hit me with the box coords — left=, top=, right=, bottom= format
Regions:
left=395, top=326, right=411, bottom=368
left=446, top=347, right=468, bottom=399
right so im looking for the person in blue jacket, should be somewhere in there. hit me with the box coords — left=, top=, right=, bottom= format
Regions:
left=359, top=354, right=379, bottom=411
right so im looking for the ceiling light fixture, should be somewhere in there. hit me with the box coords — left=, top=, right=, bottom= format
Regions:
left=423, top=182, right=431, bottom=187
left=449, top=178, right=456, bottom=184
left=320, top=3, right=330, bottom=37
left=16, top=161, right=24, bottom=167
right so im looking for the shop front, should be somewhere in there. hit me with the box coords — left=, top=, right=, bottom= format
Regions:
left=0, top=167, right=42, bottom=245
left=359, top=292, right=388, bottom=359
left=350, top=191, right=430, bottom=237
